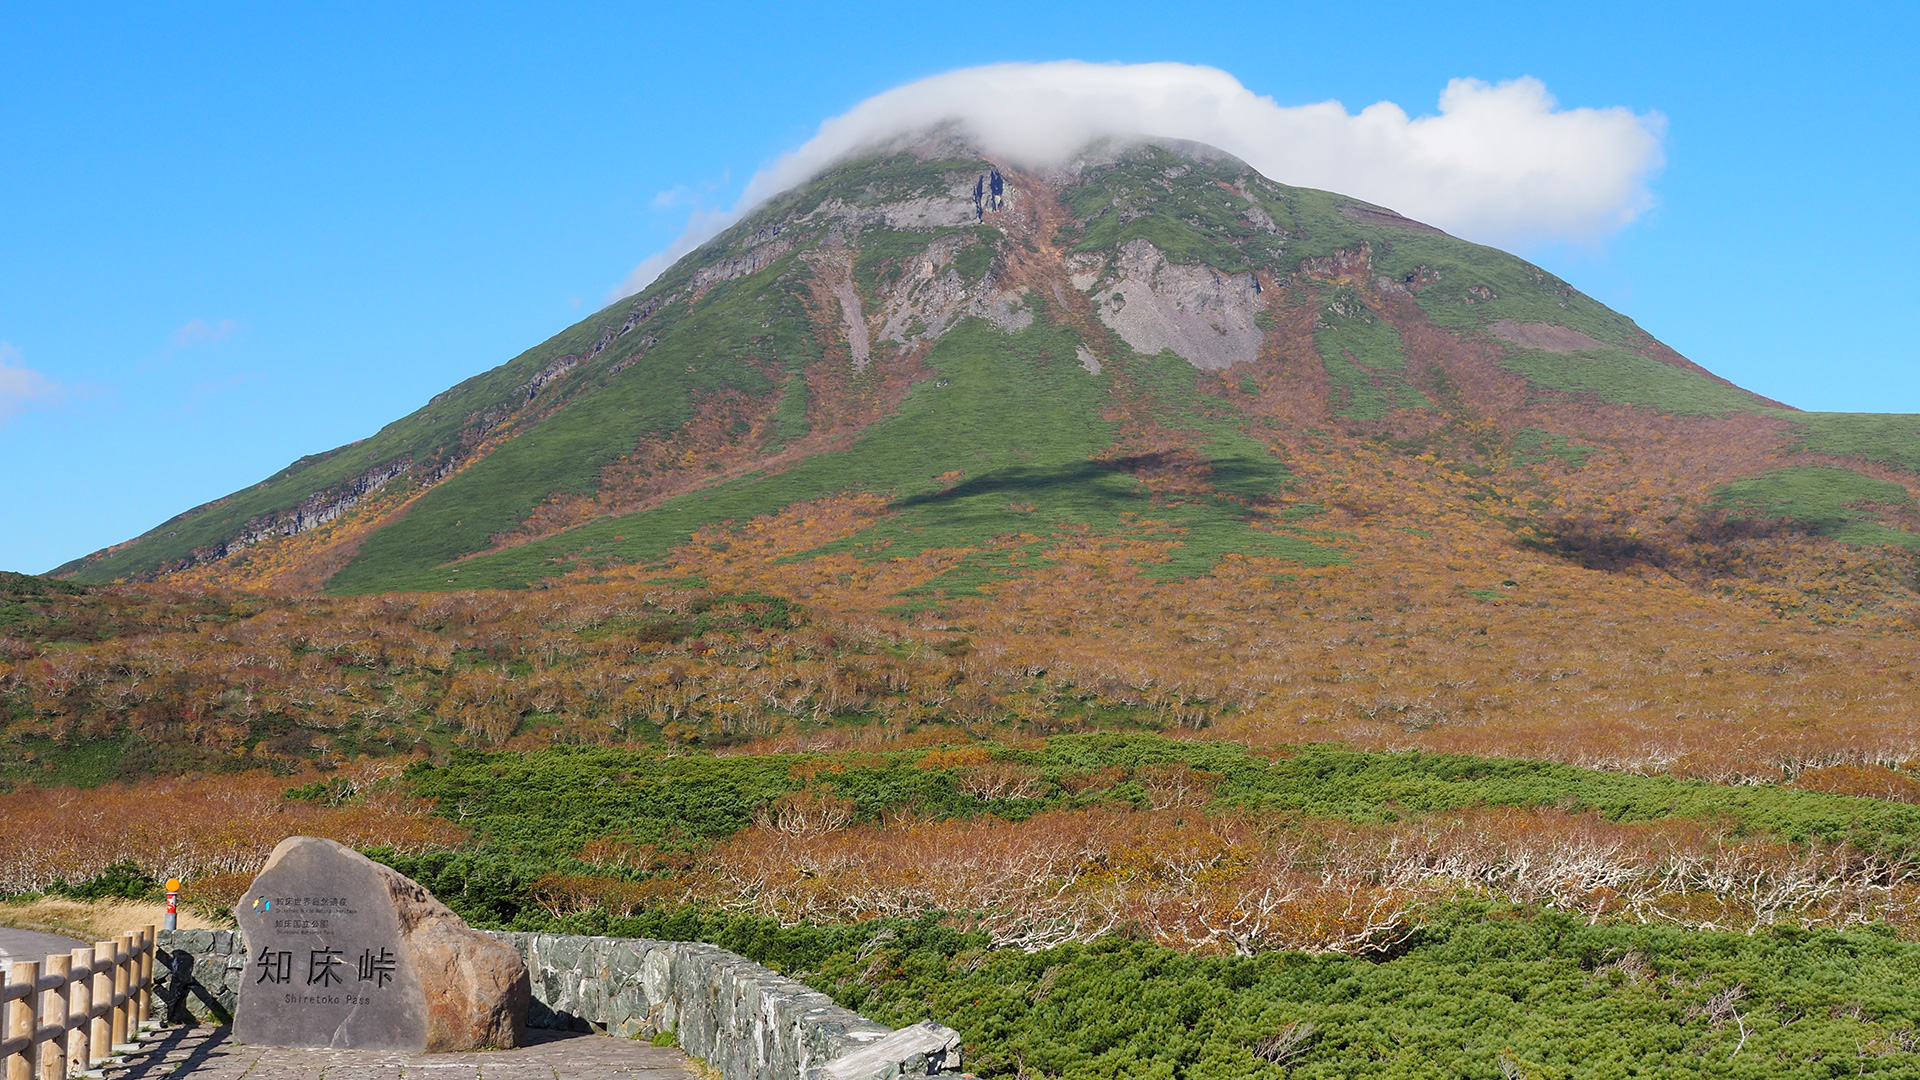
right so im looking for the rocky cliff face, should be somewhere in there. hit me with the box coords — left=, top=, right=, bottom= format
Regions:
left=198, top=459, right=413, bottom=562
left=1093, top=238, right=1266, bottom=371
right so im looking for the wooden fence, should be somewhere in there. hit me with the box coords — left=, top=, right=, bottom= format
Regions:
left=0, top=927, right=154, bottom=1080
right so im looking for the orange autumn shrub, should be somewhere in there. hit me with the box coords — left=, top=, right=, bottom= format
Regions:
left=1793, top=764, right=1920, bottom=803
left=530, top=873, right=688, bottom=919
left=0, top=767, right=466, bottom=895
left=677, top=804, right=1920, bottom=954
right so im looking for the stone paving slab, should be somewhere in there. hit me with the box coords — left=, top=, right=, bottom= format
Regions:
left=101, top=1026, right=701, bottom=1080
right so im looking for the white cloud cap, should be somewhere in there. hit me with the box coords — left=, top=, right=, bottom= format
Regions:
left=0, top=342, right=64, bottom=426
left=613, top=61, right=1665, bottom=300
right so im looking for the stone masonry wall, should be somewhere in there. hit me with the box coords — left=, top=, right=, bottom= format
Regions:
left=154, top=928, right=246, bottom=1023
left=157, top=929, right=962, bottom=1080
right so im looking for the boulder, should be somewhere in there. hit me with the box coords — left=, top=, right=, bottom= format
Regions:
left=233, top=835, right=528, bottom=1051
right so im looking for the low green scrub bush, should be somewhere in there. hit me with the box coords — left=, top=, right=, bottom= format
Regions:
left=464, top=902, right=1920, bottom=1078
left=812, top=906, right=1920, bottom=1078
left=397, top=734, right=1920, bottom=888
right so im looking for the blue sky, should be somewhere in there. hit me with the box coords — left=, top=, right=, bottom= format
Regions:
left=2, top=1, right=1915, bottom=574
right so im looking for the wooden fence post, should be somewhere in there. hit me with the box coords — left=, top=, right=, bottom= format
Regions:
left=37, top=956, right=67, bottom=1080
left=65, top=948, right=90, bottom=1073
left=110, top=934, right=130, bottom=1051
left=138, top=926, right=155, bottom=1029
left=5, top=960, right=38, bottom=1080
left=89, top=941, right=112, bottom=1064
left=130, top=930, right=145, bottom=1030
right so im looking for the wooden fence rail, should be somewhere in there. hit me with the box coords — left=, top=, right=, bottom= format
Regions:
left=0, top=926, right=153, bottom=1080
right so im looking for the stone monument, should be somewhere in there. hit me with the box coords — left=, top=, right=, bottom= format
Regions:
left=233, top=835, right=529, bottom=1051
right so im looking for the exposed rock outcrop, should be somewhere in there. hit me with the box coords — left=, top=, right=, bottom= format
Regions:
left=1297, top=244, right=1374, bottom=284
left=871, top=228, right=1029, bottom=345
left=834, top=274, right=871, bottom=370
left=973, top=168, right=1004, bottom=219
left=1489, top=319, right=1607, bottom=354
left=807, top=195, right=978, bottom=232
left=804, top=246, right=872, bottom=370
left=692, top=226, right=795, bottom=295
left=1092, top=239, right=1266, bottom=370
left=174, top=457, right=415, bottom=572
left=519, top=356, right=581, bottom=401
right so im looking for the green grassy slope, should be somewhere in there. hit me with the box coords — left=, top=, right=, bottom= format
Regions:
left=1791, top=413, right=1920, bottom=471
left=1495, top=345, right=1773, bottom=415
left=331, top=155, right=1011, bottom=591
left=1064, top=145, right=1291, bottom=273
left=1311, top=287, right=1431, bottom=419
left=1717, top=466, right=1920, bottom=548
left=345, top=315, right=1339, bottom=594
left=326, top=266, right=809, bottom=592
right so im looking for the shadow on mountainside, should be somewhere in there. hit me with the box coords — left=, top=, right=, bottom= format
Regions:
left=891, top=452, right=1279, bottom=519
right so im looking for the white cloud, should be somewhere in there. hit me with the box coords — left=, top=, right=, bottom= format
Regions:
left=170, top=318, right=236, bottom=348
left=0, top=342, right=65, bottom=426
left=650, top=168, right=733, bottom=210
left=612, top=61, right=1665, bottom=300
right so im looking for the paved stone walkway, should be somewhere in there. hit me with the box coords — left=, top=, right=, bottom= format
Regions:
left=100, top=1026, right=700, bottom=1079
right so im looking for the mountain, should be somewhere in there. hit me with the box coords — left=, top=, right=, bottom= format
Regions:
left=56, top=137, right=1920, bottom=624
left=23, top=138, right=1920, bottom=1080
